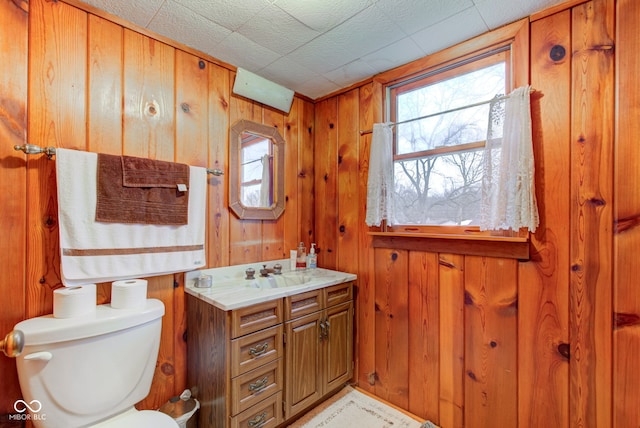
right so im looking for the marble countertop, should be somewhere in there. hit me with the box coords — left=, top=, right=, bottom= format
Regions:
left=185, top=260, right=357, bottom=311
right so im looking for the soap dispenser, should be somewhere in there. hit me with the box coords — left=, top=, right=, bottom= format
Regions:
left=296, top=242, right=307, bottom=269
left=307, top=243, right=317, bottom=269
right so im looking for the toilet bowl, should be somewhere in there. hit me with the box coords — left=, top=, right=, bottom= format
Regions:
left=14, top=299, right=179, bottom=428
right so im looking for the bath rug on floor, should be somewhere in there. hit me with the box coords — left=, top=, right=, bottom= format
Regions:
left=287, top=386, right=439, bottom=428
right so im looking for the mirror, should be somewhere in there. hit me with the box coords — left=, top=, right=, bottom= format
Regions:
left=229, top=119, right=285, bottom=220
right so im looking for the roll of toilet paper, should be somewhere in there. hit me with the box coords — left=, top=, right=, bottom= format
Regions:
left=53, top=284, right=97, bottom=318
left=111, top=279, right=147, bottom=309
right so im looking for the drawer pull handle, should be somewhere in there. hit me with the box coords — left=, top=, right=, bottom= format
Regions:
left=248, top=376, right=269, bottom=392
left=248, top=412, right=267, bottom=428
left=249, top=342, right=269, bottom=357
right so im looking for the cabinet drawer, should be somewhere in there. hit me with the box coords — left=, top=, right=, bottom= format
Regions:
left=231, top=359, right=283, bottom=416
left=230, top=391, right=282, bottom=428
left=231, top=325, right=283, bottom=377
left=285, top=289, right=323, bottom=321
left=232, top=299, right=283, bottom=338
left=325, top=282, right=353, bottom=308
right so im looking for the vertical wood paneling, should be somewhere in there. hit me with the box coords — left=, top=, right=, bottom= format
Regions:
left=438, top=254, right=465, bottom=428
left=296, top=99, right=316, bottom=250
left=174, top=49, right=210, bottom=398
left=569, top=1, right=614, bottom=426
left=408, top=252, right=439, bottom=420
left=27, top=0, right=87, bottom=317
left=613, top=0, right=640, bottom=426
left=464, top=257, right=518, bottom=427
left=519, top=9, right=571, bottom=427
left=207, top=64, right=230, bottom=268
left=355, top=81, right=381, bottom=393
left=88, top=15, right=123, bottom=155
left=0, top=0, right=28, bottom=413
left=175, top=50, right=208, bottom=166
left=336, top=89, right=359, bottom=274
left=283, top=98, right=301, bottom=255
left=123, top=30, right=175, bottom=160
left=262, top=108, right=286, bottom=260
left=2, top=0, right=317, bottom=417
left=314, top=98, right=338, bottom=269
left=229, top=90, right=262, bottom=264
left=374, top=248, right=409, bottom=408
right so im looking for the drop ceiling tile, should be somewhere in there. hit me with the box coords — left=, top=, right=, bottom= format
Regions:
left=473, top=0, right=525, bottom=29
left=174, top=0, right=271, bottom=31
left=148, top=1, right=231, bottom=55
left=214, top=32, right=281, bottom=71
left=258, top=57, right=319, bottom=90
left=374, top=0, right=474, bottom=36
left=81, top=0, right=165, bottom=27
left=324, top=60, right=377, bottom=87
left=287, top=5, right=405, bottom=74
left=237, top=4, right=320, bottom=55
left=411, top=6, right=489, bottom=56
left=514, top=0, right=567, bottom=15
left=274, top=0, right=373, bottom=32
left=296, top=75, right=342, bottom=99
left=361, top=37, right=425, bottom=74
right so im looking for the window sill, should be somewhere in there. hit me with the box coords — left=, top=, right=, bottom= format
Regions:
left=369, top=231, right=529, bottom=260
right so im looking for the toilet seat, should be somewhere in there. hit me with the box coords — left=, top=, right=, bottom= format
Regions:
left=92, top=409, right=179, bottom=428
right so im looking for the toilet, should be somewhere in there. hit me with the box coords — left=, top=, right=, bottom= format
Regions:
left=14, top=298, right=179, bottom=428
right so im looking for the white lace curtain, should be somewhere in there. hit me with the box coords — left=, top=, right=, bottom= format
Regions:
left=480, top=85, right=539, bottom=232
left=259, top=154, right=271, bottom=207
left=365, top=85, right=539, bottom=232
left=365, top=123, right=394, bottom=227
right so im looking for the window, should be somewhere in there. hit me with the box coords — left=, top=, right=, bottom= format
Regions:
left=240, top=132, right=273, bottom=207
left=388, top=49, right=510, bottom=229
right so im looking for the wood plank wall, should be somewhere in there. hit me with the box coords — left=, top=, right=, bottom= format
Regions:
left=0, top=0, right=313, bottom=418
left=1, top=0, right=638, bottom=427
left=313, top=0, right=638, bottom=427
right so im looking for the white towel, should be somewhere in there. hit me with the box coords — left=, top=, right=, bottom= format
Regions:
left=56, top=148, right=206, bottom=286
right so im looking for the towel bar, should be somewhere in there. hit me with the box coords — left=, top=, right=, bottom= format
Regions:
left=13, top=144, right=224, bottom=176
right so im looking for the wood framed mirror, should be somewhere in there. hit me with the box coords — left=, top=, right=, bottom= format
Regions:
left=229, top=119, right=285, bottom=220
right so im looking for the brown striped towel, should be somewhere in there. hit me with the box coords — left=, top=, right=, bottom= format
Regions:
left=96, top=154, right=190, bottom=225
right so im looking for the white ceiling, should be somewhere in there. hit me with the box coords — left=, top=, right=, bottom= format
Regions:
left=81, top=0, right=565, bottom=100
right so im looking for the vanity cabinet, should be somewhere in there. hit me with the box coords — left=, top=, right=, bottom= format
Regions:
left=283, top=283, right=354, bottom=419
left=187, top=282, right=353, bottom=428
left=187, top=297, right=284, bottom=428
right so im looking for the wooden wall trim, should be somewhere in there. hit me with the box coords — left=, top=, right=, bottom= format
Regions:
left=371, top=235, right=530, bottom=260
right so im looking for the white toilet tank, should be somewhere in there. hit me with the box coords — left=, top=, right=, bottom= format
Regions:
left=15, top=299, right=166, bottom=428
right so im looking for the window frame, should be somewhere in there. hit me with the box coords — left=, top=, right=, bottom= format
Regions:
left=370, top=18, right=530, bottom=254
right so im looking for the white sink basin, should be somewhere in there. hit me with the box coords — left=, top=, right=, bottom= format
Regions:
left=246, top=271, right=312, bottom=289
left=185, top=260, right=357, bottom=310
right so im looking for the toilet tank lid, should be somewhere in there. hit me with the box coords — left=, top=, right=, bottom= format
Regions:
left=15, top=299, right=165, bottom=346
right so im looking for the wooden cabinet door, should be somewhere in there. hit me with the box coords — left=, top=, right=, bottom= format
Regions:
left=322, top=301, right=353, bottom=393
left=284, top=310, right=323, bottom=419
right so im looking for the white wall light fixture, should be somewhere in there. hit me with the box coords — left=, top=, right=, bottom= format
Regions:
left=232, top=68, right=295, bottom=113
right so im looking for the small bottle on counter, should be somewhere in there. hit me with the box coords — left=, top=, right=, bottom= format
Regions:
left=296, top=242, right=307, bottom=269
left=307, top=243, right=317, bottom=269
